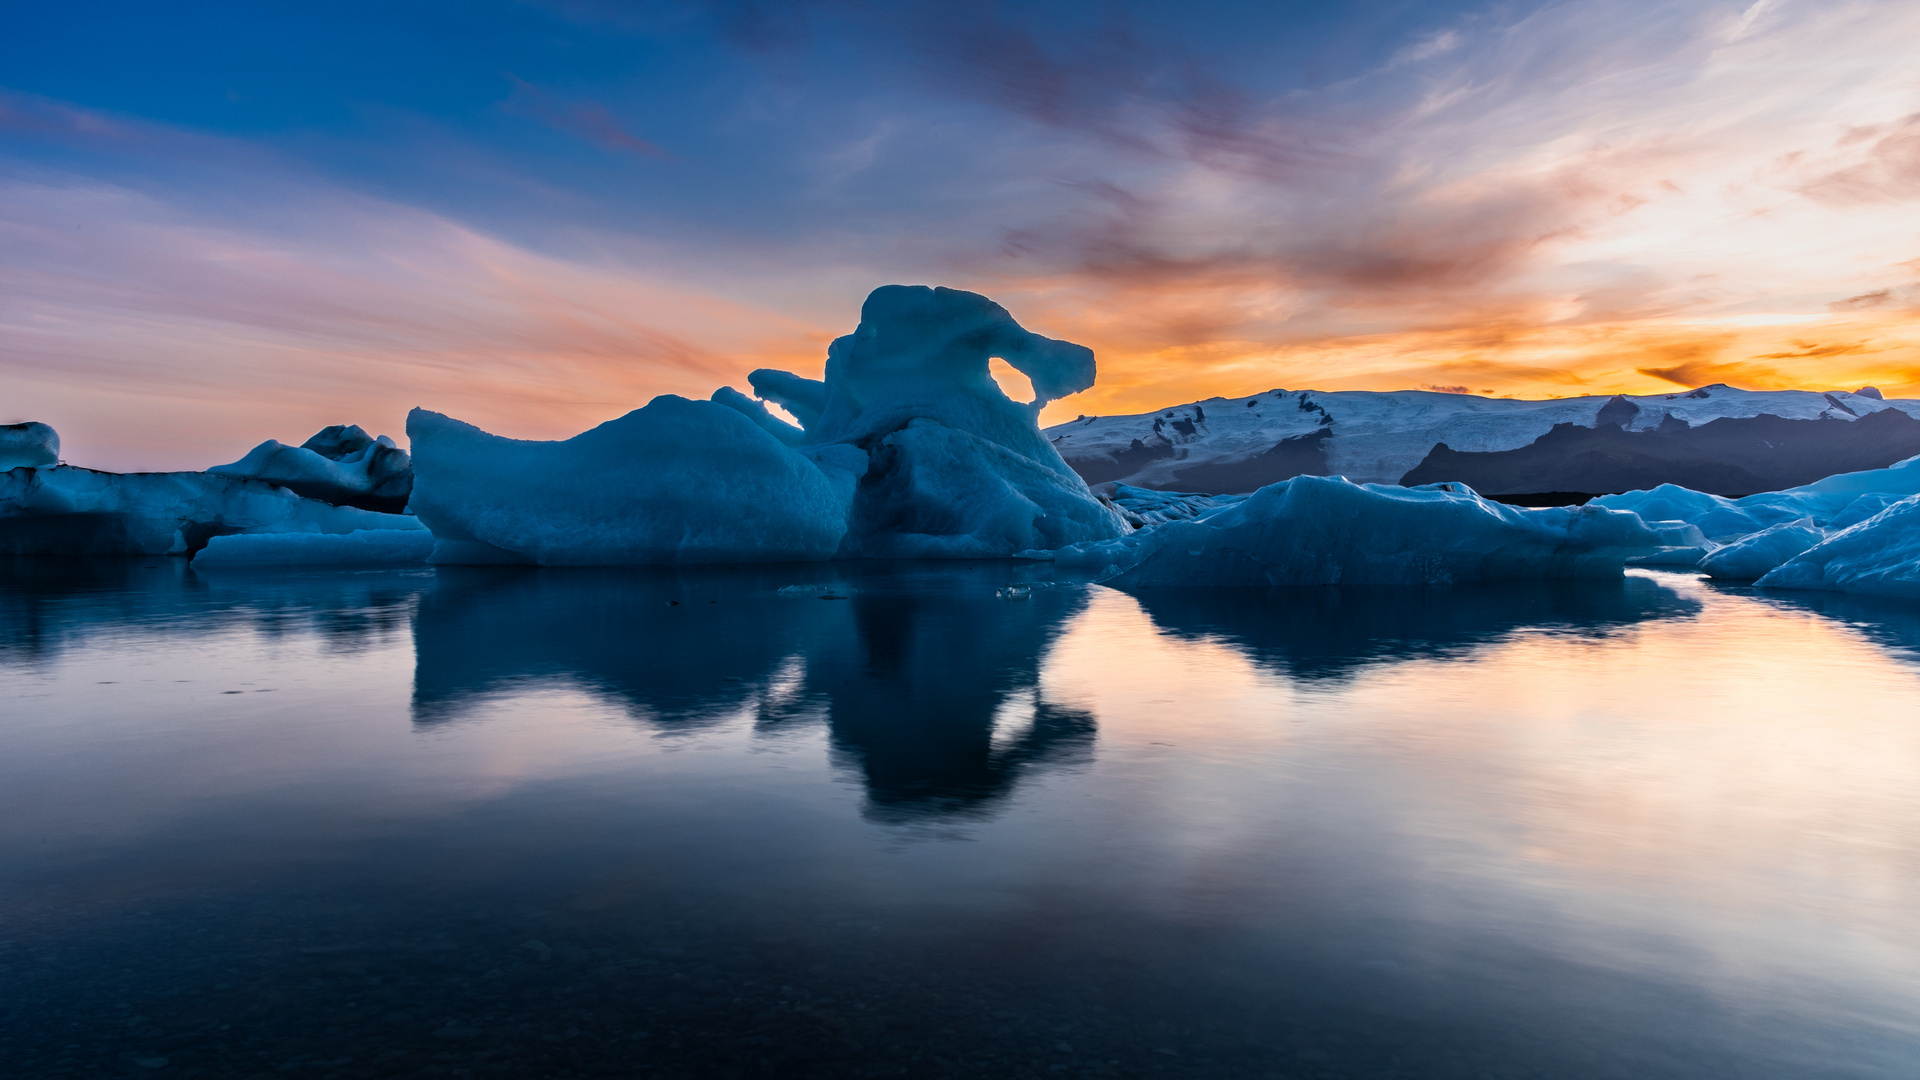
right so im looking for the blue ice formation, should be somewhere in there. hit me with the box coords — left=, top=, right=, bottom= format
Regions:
left=1756, top=495, right=1920, bottom=598
left=408, top=285, right=1127, bottom=565
left=1038, top=476, right=1661, bottom=587
left=1697, top=519, right=1826, bottom=580
left=210, top=424, right=413, bottom=511
left=0, top=422, right=59, bottom=470
left=0, top=465, right=423, bottom=556
left=192, top=528, right=436, bottom=567
left=1593, top=454, right=1920, bottom=540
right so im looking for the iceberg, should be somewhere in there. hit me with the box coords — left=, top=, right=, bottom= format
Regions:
left=409, top=285, right=1125, bottom=565
left=1, top=422, right=59, bottom=470
left=1594, top=454, right=1920, bottom=540
left=407, top=395, right=851, bottom=565
left=192, top=528, right=436, bottom=567
left=748, top=285, right=1126, bottom=558
left=1100, top=483, right=1246, bottom=528
left=1697, top=519, right=1825, bottom=580
left=1755, top=496, right=1920, bottom=599
left=1042, top=476, right=1661, bottom=587
left=209, top=424, right=413, bottom=512
left=0, top=465, right=423, bottom=556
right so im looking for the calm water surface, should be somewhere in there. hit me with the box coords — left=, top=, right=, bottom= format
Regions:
left=2, top=559, right=1918, bottom=1080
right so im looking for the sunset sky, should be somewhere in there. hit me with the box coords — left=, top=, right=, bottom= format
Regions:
left=5, top=0, right=1920, bottom=470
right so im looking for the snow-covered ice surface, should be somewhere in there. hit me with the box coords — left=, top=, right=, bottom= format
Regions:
left=0, top=465, right=422, bottom=556
left=1755, top=496, right=1920, bottom=599
left=411, top=285, right=1125, bottom=565
left=1698, top=519, right=1827, bottom=580
left=1048, top=386, right=1920, bottom=494
left=1042, top=476, right=1660, bottom=587
left=0, top=422, right=59, bottom=470
left=192, top=528, right=436, bottom=567
left=210, top=424, right=413, bottom=511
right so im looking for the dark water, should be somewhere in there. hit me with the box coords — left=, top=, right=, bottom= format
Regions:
left=3, top=559, right=1918, bottom=1080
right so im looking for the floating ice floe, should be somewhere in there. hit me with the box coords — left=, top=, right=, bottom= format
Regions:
left=409, top=285, right=1126, bottom=565
left=1, top=422, right=59, bottom=470
left=192, top=528, right=436, bottom=567
left=209, top=424, right=413, bottom=512
left=1755, top=495, right=1920, bottom=599
left=0, top=465, right=423, bottom=556
left=1036, top=476, right=1661, bottom=587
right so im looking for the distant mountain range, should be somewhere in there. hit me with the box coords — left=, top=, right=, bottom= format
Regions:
left=1045, top=385, right=1920, bottom=499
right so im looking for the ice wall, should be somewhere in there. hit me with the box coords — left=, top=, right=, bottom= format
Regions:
left=1757, top=495, right=1920, bottom=598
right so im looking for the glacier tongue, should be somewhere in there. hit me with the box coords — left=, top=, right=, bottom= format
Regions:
left=1043, top=476, right=1661, bottom=587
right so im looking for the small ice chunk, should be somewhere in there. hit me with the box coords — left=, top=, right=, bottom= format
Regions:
left=0, top=422, right=59, bottom=470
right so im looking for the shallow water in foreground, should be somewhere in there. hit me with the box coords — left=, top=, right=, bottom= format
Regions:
left=2, top=559, right=1919, bottom=1080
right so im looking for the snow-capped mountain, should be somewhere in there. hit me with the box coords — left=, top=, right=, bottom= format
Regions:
left=1045, top=385, right=1920, bottom=497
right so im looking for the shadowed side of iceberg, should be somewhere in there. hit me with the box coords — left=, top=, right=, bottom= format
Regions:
left=1755, top=495, right=1920, bottom=599
left=1045, top=476, right=1661, bottom=587
left=407, top=396, right=852, bottom=566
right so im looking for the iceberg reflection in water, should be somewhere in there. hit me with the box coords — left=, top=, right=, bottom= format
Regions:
left=2, top=560, right=1919, bottom=1079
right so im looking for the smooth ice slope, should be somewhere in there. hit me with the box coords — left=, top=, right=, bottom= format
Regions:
left=407, top=396, right=850, bottom=565
left=210, top=424, right=413, bottom=511
left=1043, top=476, right=1660, bottom=587
left=1698, top=519, right=1826, bottom=580
left=0, top=466, right=421, bottom=556
left=0, top=422, right=59, bottom=470
left=1756, top=496, right=1920, bottom=598
left=747, top=285, right=1126, bottom=558
left=193, top=528, right=436, bottom=567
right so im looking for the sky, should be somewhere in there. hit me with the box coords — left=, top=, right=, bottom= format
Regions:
left=4, top=0, right=1920, bottom=470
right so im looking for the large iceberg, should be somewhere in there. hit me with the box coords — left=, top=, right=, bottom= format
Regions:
left=210, top=424, right=413, bottom=512
left=1755, top=496, right=1920, bottom=599
left=0, top=465, right=423, bottom=556
left=1, top=422, right=59, bottom=470
left=407, top=395, right=852, bottom=565
left=409, top=285, right=1126, bottom=565
left=1041, top=476, right=1661, bottom=587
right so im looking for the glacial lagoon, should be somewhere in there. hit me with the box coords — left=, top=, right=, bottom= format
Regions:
left=3, top=559, right=1919, bottom=1079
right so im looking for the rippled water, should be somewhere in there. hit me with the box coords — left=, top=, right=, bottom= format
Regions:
left=3, top=558, right=1918, bottom=1079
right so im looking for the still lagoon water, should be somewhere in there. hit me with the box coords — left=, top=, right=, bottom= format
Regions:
left=2, top=559, right=1918, bottom=1079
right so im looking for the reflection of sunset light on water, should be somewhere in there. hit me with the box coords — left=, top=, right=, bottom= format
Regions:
left=1035, top=574, right=1920, bottom=1026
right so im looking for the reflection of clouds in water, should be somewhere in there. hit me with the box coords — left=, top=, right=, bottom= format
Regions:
left=409, top=565, right=1093, bottom=821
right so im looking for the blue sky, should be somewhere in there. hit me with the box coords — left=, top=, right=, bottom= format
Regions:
left=5, top=0, right=1919, bottom=468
